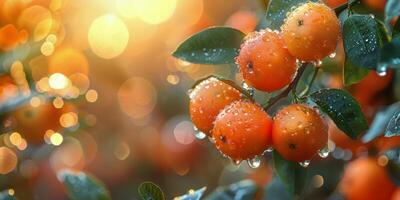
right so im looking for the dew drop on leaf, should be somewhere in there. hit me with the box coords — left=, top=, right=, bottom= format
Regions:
left=241, top=82, right=254, bottom=97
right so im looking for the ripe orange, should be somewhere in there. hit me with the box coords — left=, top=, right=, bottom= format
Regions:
left=189, top=77, right=242, bottom=136
left=362, top=0, right=387, bottom=12
left=391, top=188, right=400, bottom=200
left=373, top=136, right=400, bottom=153
left=236, top=29, right=297, bottom=92
left=272, top=104, right=328, bottom=162
left=225, top=10, right=258, bottom=34
left=0, top=24, right=20, bottom=51
left=11, top=103, right=65, bottom=144
left=323, top=0, right=348, bottom=8
left=352, top=70, right=394, bottom=97
left=212, top=100, right=273, bottom=161
left=328, top=120, right=368, bottom=154
left=339, top=157, right=396, bottom=200
left=282, top=2, right=340, bottom=61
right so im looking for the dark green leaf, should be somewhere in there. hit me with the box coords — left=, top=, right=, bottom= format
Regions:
left=263, top=178, right=291, bottom=200
left=394, top=19, right=400, bottom=37
left=174, top=187, right=206, bottom=200
left=206, top=180, right=258, bottom=200
left=0, top=190, right=16, bottom=200
left=57, top=170, right=111, bottom=200
left=379, top=37, right=400, bottom=71
left=385, top=0, right=400, bottom=23
left=138, top=182, right=165, bottom=200
left=265, top=0, right=316, bottom=30
left=172, top=27, right=245, bottom=65
left=343, top=15, right=387, bottom=69
left=273, top=151, right=308, bottom=196
left=343, top=56, right=370, bottom=86
left=309, top=89, right=368, bottom=139
left=387, top=159, right=400, bottom=186
left=362, top=102, right=400, bottom=142
left=386, top=110, right=400, bottom=137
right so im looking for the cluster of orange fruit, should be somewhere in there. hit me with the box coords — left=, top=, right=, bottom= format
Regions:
left=189, top=2, right=340, bottom=166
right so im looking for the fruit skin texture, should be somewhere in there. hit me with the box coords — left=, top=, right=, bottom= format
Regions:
left=282, top=2, right=340, bottom=61
left=236, top=29, right=297, bottom=92
left=362, top=0, right=386, bottom=12
left=212, top=100, right=273, bottom=161
left=339, top=157, right=396, bottom=200
left=272, top=104, right=328, bottom=162
left=189, top=77, right=242, bottom=136
left=323, top=0, right=348, bottom=8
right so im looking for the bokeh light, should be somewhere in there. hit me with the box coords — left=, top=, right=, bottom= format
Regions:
left=116, top=0, right=177, bottom=24
left=49, top=73, right=69, bottom=90
left=88, top=14, right=129, bottom=59
left=118, top=77, right=157, bottom=119
left=0, top=147, right=17, bottom=174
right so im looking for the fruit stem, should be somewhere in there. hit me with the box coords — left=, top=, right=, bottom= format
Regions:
left=263, top=63, right=308, bottom=111
left=299, top=66, right=320, bottom=97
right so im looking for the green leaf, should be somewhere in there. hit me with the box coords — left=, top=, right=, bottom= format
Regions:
left=385, top=0, right=400, bottom=23
left=57, top=170, right=111, bottom=200
left=172, top=27, right=245, bottom=65
left=272, top=151, right=308, bottom=196
left=386, top=110, right=400, bottom=137
left=343, top=56, right=370, bottom=86
left=362, top=102, right=400, bottom=142
left=0, top=190, right=16, bottom=200
left=343, top=15, right=388, bottom=69
left=387, top=159, right=400, bottom=186
left=174, top=187, right=206, bottom=200
left=378, top=37, right=400, bottom=71
left=206, top=180, right=258, bottom=200
left=309, top=89, right=368, bottom=139
left=394, top=19, right=400, bottom=37
left=138, top=182, right=165, bottom=200
left=265, top=0, right=316, bottom=30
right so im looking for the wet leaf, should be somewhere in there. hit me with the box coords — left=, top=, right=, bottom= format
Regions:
left=174, top=187, right=206, bottom=200
left=0, top=190, right=16, bottom=200
left=138, top=182, right=165, bottom=200
left=263, top=178, right=291, bottom=200
left=57, top=170, right=111, bottom=200
left=387, top=159, right=400, bottom=186
left=379, top=37, right=400, bottom=70
left=206, top=180, right=258, bottom=200
left=173, top=27, right=245, bottom=65
left=265, top=0, right=316, bottom=30
left=386, top=110, right=400, bottom=137
left=343, top=15, right=388, bottom=69
left=273, top=151, right=308, bottom=196
left=385, top=0, right=400, bottom=23
left=362, top=102, right=400, bottom=142
left=343, top=56, right=370, bottom=86
left=394, top=19, right=400, bottom=38
left=309, top=89, right=368, bottom=139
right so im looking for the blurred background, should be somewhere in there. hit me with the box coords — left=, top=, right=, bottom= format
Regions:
left=0, top=0, right=274, bottom=199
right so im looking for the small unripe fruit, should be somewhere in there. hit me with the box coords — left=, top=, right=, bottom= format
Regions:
left=272, top=104, right=328, bottom=162
left=282, top=2, right=340, bottom=61
left=189, top=77, right=242, bottom=136
left=236, top=29, right=297, bottom=92
left=212, top=100, right=273, bottom=161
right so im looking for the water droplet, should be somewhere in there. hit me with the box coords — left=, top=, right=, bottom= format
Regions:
left=233, top=159, right=241, bottom=165
left=329, top=52, right=336, bottom=58
left=247, top=156, right=261, bottom=168
left=299, top=160, right=310, bottom=168
left=265, top=147, right=274, bottom=153
left=193, top=127, right=206, bottom=140
left=318, top=145, right=330, bottom=158
left=242, top=82, right=254, bottom=97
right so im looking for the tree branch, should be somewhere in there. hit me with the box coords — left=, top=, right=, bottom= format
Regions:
left=263, top=63, right=308, bottom=111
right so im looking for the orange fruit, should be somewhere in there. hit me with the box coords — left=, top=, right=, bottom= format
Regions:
left=212, top=100, right=273, bottom=161
left=362, top=0, right=387, bottom=12
left=328, top=120, right=368, bottom=154
left=0, top=24, right=20, bottom=51
left=282, top=2, right=340, bottom=61
left=11, top=103, right=65, bottom=144
left=373, top=136, right=400, bottom=153
left=392, top=188, right=400, bottom=200
left=272, top=104, right=328, bottom=162
left=236, top=29, right=297, bottom=92
left=352, top=70, right=394, bottom=97
left=225, top=10, right=258, bottom=34
left=189, top=77, right=242, bottom=136
left=323, top=0, right=348, bottom=8
left=339, top=157, right=396, bottom=200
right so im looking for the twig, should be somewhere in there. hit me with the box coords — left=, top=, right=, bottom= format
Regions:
left=299, top=66, right=320, bottom=97
left=263, top=63, right=308, bottom=111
